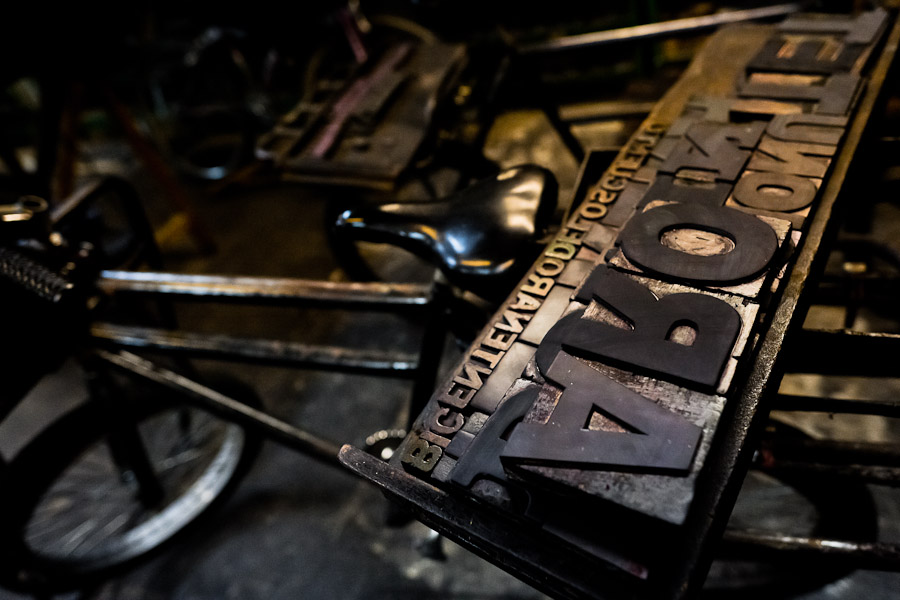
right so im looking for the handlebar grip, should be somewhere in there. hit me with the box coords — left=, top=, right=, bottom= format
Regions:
left=0, top=247, right=75, bottom=304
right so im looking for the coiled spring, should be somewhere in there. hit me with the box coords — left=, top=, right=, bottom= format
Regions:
left=0, top=247, right=75, bottom=304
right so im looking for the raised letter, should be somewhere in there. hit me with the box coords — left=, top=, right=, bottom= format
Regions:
left=617, top=203, right=779, bottom=284
left=535, top=268, right=741, bottom=390
left=502, top=353, right=701, bottom=473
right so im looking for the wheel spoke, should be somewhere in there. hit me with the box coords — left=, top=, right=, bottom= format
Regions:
left=26, top=516, right=85, bottom=543
left=71, top=513, right=130, bottom=557
left=43, top=478, right=127, bottom=499
left=57, top=519, right=97, bottom=556
left=157, top=447, right=207, bottom=471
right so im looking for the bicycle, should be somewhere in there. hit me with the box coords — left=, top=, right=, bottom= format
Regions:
left=0, top=165, right=558, bottom=594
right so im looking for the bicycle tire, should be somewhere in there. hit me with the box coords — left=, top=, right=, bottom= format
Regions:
left=0, top=375, right=263, bottom=593
left=704, top=420, right=878, bottom=597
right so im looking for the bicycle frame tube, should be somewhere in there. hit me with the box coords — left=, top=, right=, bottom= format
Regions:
left=97, top=349, right=344, bottom=466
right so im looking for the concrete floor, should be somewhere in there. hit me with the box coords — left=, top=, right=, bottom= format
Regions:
left=2, top=101, right=900, bottom=600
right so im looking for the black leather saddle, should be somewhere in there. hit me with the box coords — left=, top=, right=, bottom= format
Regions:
left=333, top=165, right=558, bottom=299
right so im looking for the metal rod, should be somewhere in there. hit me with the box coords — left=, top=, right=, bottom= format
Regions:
left=407, top=282, right=449, bottom=421
left=97, top=349, right=344, bottom=466
left=812, top=275, right=900, bottom=305
left=87, top=368, right=165, bottom=506
left=782, top=329, right=900, bottom=377
left=91, top=323, right=420, bottom=376
left=721, top=530, right=900, bottom=571
left=773, top=393, right=900, bottom=418
left=755, top=462, right=900, bottom=487
left=558, top=102, right=655, bottom=124
left=757, top=436, right=900, bottom=467
left=542, top=104, right=585, bottom=163
left=519, top=4, right=803, bottom=54
left=97, top=270, right=433, bottom=308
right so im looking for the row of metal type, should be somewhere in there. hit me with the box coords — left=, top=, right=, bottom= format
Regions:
left=340, top=8, right=898, bottom=600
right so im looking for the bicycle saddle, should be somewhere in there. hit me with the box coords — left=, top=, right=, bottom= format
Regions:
left=334, top=165, right=558, bottom=298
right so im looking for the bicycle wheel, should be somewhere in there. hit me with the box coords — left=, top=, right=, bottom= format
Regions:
left=0, top=375, right=262, bottom=593
left=704, top=420, right=878, bottom=597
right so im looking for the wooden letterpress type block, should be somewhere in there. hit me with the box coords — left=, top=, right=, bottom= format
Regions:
left=749, top=36, right=866, bottom=75
left=778, top=7, right=887, bottom=45
left=608, top=201, right=792, bottom=300
left=534, top=267, right=758, bottom=395
left=725, top=170, right=822, bottom=229
left=556, top=258, right=598, bottom=289
left=518, top=287, right=573, bottom=347
left=469, top=343, right=536, bottom=413
left=658, top=122, right=766, bottom=182
left=737, top=72, right=862, bottom=116
left=508, top=360, right=727, bottom=525
left=747, top=135, right=836, bottom=178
